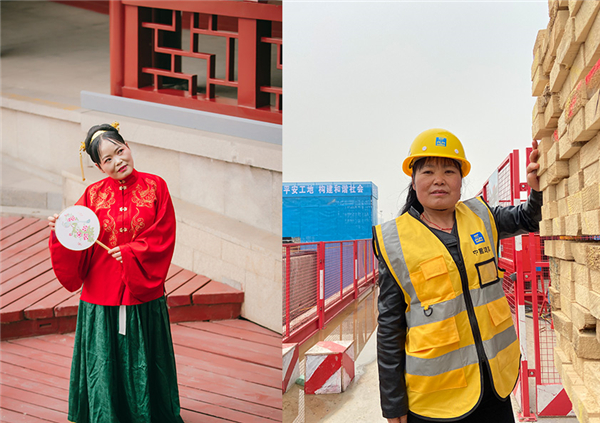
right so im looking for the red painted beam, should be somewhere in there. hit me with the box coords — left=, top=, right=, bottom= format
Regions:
left=122, top=1, right=282, bottom=21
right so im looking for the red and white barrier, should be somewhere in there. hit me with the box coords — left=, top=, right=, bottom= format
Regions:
left=282, top=342, right=300, bottom=393
left=537, top=385, right=574, bottom=417
left=305, top=340, right=354, bottom=394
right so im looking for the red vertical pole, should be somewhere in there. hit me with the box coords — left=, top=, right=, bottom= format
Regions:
left=530, top=234, right=542, bottom=386
left=353, top=241, right=358, bottom=299
left=509, top=149, right=535, bottom=420
left=285, top=245, right=291, bottom=338
left=109, top=1, right=125, bottom=96
left=237, top=18, right=271, bottom=109
left=318, top=242, right=325, bottom=329
left=364, top=239, right=368, bottom=285
left=516, top=239, right=535, bottom=420
left=339, top=242, right=344, bottom=301
left=123, top=4, right=138, bottom=89
left=511, top=149, right=520, bottom=205
left=525, top=147, right=533, bottom=197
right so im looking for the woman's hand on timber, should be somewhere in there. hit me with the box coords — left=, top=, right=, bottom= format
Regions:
left=526, top=139, right=540, bottom=192
left=388, top=416, right=407, bottom=423
left=47, top=214, right=59, bottom=231
left=108, top=246, right=123, bottom=263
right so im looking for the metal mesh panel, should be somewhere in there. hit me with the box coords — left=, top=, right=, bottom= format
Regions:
left=357, top=240, right=366, bottom=281
left=282, top=244, right=318, bottom=335
left=342, top=241, right=354, bottom=290
left=500, top=241, right=516, bottom=314
left=538, top=268, right=560, bottom=384
left=528, top=235, right=560, bottom=385
left=283, top=239, right=378, bottom=341
left=497, top=163, right=512, bottom=207
left=495, top=165, right=516, bottom=313
left=324, top=243, right=341, bottom=301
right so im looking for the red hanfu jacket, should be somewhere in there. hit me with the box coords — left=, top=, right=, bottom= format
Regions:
left=49, top=169, right=176, bottom=305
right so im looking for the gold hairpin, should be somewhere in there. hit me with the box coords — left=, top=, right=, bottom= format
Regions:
left=79, top=141, right=86, bottom=181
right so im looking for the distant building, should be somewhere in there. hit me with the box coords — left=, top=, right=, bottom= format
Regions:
left=282, top=182, right=378, bottom=242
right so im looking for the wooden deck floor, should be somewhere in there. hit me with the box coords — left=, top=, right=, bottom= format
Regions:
left=1, top=319, right=282, bottom=422
left=1, top=216, right=244, bottom=340
left=1, top=216, right=282, bottom=421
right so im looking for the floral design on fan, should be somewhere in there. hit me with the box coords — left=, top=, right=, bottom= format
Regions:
left=62, top=213, right=95, bottom=243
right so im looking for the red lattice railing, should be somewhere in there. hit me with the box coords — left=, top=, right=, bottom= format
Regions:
left=110, top=1, right=282, bottom=124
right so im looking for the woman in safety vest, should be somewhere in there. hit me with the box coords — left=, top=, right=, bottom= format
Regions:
left=373, top=128, right=541, bottom=423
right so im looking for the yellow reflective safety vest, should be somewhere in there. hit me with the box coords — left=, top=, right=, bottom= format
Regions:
left=373, top=197, right=520, bottom=420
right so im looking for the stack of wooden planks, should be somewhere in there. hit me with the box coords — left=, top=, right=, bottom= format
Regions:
left=533, top=1, right=600, bottom=421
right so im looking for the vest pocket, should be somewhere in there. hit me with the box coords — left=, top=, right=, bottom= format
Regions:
left=486, top=297, right=512, bottom=327
left=406, top=367, right=468, bottom=394
left=475, top=258, right=500, bottom=288
left=406, top=316, right=460, bottom=353
left=410, top=255, right=456, bottom=308
left=495, top=338, right=520, bottom=372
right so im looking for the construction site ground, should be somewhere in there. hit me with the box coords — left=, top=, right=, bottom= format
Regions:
left=284, top=287, right=579, bottom=423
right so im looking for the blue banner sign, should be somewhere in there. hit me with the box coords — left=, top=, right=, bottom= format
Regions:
left=282, top=182, right=378, bottom=199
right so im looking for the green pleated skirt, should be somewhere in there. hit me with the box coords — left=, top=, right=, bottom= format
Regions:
left=68, top=296, right=184, bottom=423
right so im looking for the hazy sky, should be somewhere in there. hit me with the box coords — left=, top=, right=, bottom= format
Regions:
left=283, top=1, right=549, bottom=221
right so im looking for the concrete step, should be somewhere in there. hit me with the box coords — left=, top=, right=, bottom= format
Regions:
left=1, top=157, right=62, bottom=212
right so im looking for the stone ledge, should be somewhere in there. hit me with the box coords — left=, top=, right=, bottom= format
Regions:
left=80, top=110, right=282, bottom=173
left=1, top=91, right=82, bottom=123
left=3, top=155, right=64, bottom=186
left=1, top=91, right=282, bottom=174
left=173, top=196, right=278, bottom=257
left=81, top=91, right=281, bottom=145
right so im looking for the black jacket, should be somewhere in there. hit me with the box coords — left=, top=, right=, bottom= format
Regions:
left=373, top=190, right=542, bottom=419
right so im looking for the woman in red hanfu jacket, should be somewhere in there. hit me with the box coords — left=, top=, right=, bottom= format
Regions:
left=48, top=123, right=184, bottom=423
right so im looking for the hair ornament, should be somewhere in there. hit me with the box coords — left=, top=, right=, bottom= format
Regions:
left=90, top=122, right=119, bottom=143
left=79, top=141, right=86, bottom=181
left=90, top=130, right=106, bottom=143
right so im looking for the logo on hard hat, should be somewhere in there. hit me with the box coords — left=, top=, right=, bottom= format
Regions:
left=471, top=232, right=485, bottom=245
left=435, top=137, right=447, bottom=147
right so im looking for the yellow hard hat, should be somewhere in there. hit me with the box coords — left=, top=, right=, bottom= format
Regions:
left=402, top=128, right=471, bottom=177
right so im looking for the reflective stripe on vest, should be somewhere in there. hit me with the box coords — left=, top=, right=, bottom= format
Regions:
left=374, top=197, right=520, bottom=420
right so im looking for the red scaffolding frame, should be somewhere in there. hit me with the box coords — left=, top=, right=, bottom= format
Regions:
left=479, top=149, right=573, bottom=420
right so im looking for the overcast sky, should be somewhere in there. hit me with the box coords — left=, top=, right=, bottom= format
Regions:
left=283, top=1, right=549, bottom=222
